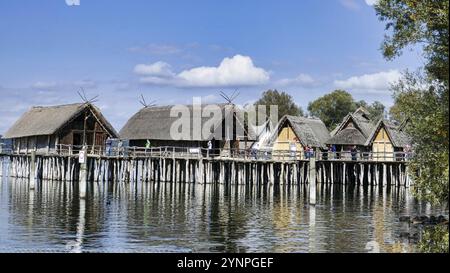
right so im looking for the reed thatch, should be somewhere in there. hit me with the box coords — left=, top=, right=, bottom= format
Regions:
left=120, top=103, right=250, bottom=141
left=269, top=115, right=330, bottom=149
left=327, top=108, right=376, bottom=145
left=365, top=119, right=411, bottom=148
left=328, top=107, right=411, bottom=148
left=4, top=103, right=118, bottom=139
left=326, top=127, right=367, bottom=145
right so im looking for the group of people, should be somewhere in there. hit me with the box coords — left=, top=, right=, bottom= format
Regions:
left=105, top=138, right=133, bottom=156
left=322, top=144, right=337, bottom=160
left=103, top=138, right=412, bottom=162
left=322, top=144, right=358, bottom=161
left=303, top=145, right=315, bottom=159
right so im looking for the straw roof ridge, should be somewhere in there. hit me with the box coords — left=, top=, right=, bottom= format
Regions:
left=325, top=127, right=367, bottom=145
left=119, top=103, right=248, bottom=141
left=268, top=115, right=330, bottom=149
left=335, top=111, right=374, bottom=135
left=365, top=119, right=411, bottom=148
left=325, top=108, right=377, bottom=146
left=353, top=106, right=371, bottom=119
left=4, top=103, right=118, bottom=139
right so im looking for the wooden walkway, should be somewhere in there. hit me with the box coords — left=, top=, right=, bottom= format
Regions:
left=0, top=145, right=411, bottom=189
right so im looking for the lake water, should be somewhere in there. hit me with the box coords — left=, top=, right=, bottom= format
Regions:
left=0, top=172, right=448, bottom=253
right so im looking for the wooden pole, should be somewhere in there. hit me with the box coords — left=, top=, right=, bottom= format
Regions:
left=79, top=148, right=87, bottom=199
left=29, top=151, right=36, bottom=190
left=309, top=157, right=316, bottom=205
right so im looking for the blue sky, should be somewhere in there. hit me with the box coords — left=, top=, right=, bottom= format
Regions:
left=0, top=0, right=423, bottom=134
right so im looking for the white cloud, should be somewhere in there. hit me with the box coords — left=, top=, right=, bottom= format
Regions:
left=134, top=55, right=270, bottom=88
left=32, top=81, right=58, bottom=90
left=200, top=94, right=219, bottom=104
left=134, top=61, right=175, bottom=78
left=65, top=0, right=80, bottom=6
left=277, top=73, right=317, bottom=87
left=334, top=69, right=401, bottom=92
left=73, top=79, right=97, bottom=89
left=128, top=43, right=182, bottom=55
left=339, top=0, right=360, bottom=10
left=365, top=0, right=379, bottom=6
left=340, top=0, right=378, bottom=10
left=31, top=80, right=99, bottom=91
left=178, top=55, right=269, bottom=87
left=139, top=76, right=173, bottom=85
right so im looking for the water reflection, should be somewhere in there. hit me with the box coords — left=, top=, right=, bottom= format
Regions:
left=0, top=176, right=448, bottom=253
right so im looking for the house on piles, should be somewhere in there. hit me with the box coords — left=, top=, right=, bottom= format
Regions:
left=261, top=115, right=330, bottom=159
left=119, top=103, right=254, bottom=155
left=0, top=135, right=12, bottom=154
left=3, top=103, right=118, bottom=154
left=326, top=107, right=411, bottom=161
left=364, top=119, right=411, bottom=161
left=326, top=107, right=375, bottom=154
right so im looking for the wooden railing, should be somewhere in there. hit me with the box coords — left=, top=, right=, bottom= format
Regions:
left=56, top=145, right=412, bottom=162
left=0, top=144, right=12, bottom=155
left=1, top=144, right=413, bottom=162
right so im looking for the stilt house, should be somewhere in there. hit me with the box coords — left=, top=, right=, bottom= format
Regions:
left=119, top=103, right=253, bottom=154
left=4, top=103, right=118, bottom=154
left=267, top=115, right=330, bottom=158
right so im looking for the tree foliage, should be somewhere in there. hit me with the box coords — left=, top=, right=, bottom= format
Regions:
left=375, top=0, right=449, bottom=203
left=254, top=89, right=303, bottom=120
left=307, top=90, right=355, bottom=129
left=307, top=90, right=386, bottom=129
left=375, top=0, right=449, bottom=85
left=355, top=100, right=386, bottom=121
left=391, top=72, right=449, bottom=203
left=375, top=0, right=449, bottom=253
left=418, top=225, right=449, bottom=253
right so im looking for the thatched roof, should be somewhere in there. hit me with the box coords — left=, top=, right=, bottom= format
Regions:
left=4, top=103, right=118, bottom=139
left=329, top=108, right=372, bottom=137
left=326, top=127, right=367, bottom=145
left=353, top=106, right=371, bottom=119
left=365, top=119, right=411, bottom=148
left=327, top=108, right=376, bottom=145
left=269, top=115, right=330, bottom=149
left=120, top=103, right=250, bottom=141
left=330, top=125, right=340, bottom=137
left=327, top=106, right=411, bottom=148
left=351, top=112, right=375, bottom=137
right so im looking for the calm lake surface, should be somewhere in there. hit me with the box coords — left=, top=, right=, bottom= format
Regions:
left=0, top=171, right=448, bottom=253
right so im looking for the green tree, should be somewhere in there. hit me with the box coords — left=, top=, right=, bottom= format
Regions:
left=254, top=89, right=303, bottom=120
left=308, top=91, right=386, bottom=130
left=375, top=0, right=449, bottom=203
left=307, top=90, right=356, bottom=129
left=375, top=0, right=449, bottom=252
left=388, top=92, right=410, bottom=122
left=419, top=225, right=449, bottom=253
left=390, top=72, right=448, bottom=203
left=375, top=0, right=449, bottom=85
left=356, top=100, right=386, bottom=120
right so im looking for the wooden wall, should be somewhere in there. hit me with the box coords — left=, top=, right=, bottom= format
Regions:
left=10, top=108, right=112, bottom=154
left=273, top=125, right=304, bottom=160
left=372, top=127, right=394, bottom=161
left=12, top=135, right=55, bottom=154
left=58, top=110, right=108, bottom=147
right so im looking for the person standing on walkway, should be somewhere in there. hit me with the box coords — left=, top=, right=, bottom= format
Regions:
left=290, top=142, right=297, bottom=159
left=207, top=140, right=213, bottom=158
left=351, top=145, right=358, bottom=161
left=331, top=144, right=337, bottom=159
left=322, top=145, right=330, bottom=160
